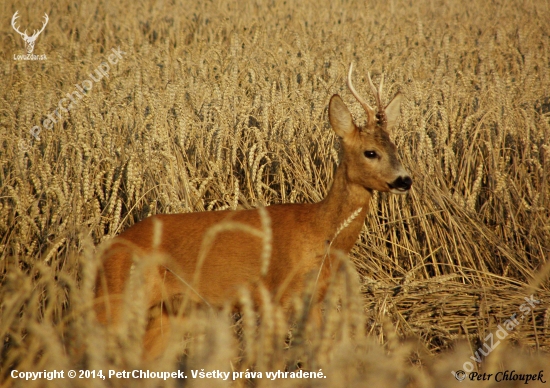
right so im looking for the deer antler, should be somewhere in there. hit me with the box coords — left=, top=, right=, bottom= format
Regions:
left=347, top=63, right=388, bottom=127
left=347, top=63, right=376, bottom=126
left=31, top=13, right=49, bottom=40
left=367, top=72, right=387, bottom=127
left=11, top=11, right=27, bottom=39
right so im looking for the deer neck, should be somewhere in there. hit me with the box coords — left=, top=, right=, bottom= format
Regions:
left=318, top=161, right=372, bottom=253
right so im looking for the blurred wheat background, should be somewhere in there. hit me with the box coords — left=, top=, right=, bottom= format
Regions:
left=1, top=0, right=550, bottom=386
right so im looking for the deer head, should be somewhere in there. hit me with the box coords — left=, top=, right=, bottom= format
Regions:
left=11, top=11, right=49, bottom=54
left=329, top=63, right=412, bottom=194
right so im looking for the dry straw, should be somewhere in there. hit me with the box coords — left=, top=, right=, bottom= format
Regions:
left=1, top=0, right=550, bottom=385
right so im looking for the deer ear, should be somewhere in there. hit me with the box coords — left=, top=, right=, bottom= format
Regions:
left=384, top=93, right=402, bottom=133
left=329, top=95, right=355, bottom=138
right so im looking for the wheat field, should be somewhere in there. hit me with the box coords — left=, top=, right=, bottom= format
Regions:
left=1, top=0, right=550, bottom=386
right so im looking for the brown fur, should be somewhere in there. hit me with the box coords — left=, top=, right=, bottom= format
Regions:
left=94, top=70, right=412, bottom=359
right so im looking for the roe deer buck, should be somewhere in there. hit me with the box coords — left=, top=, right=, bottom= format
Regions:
left=95, top=63, right=412, bottom=357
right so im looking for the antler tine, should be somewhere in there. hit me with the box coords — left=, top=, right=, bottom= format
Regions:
left=40, top=14, right=48, bottom=32
left=379, top=73, right=385, bottom=99
left=11, top=11, right=26, bottom=37
left=347, top=63, right=376, bottom=121
left=367, top=72, right=383, bottom=112
left=11, top=10, right=19, bottom=25
left=367, top=71, right=388, bottom=127
left=31, top=13, right=49, bottom=38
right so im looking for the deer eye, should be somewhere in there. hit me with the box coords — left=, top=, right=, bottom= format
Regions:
left=364, top=150, right=378, bottom=159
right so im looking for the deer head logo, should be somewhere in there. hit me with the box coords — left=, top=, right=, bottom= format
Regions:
left=11, top=11, right=49, bottom=54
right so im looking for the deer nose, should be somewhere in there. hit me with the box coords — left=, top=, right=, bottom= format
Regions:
left=390, top=176, right=413, bottom=191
